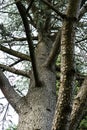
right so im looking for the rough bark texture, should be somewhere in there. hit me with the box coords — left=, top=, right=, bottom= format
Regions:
left=69, top=77, right=87, bottom=130
left=17, top=37, right=57, bottom=130
left=0, top=1, right=87, bottom=130
left=52, top=20, right=75, bottom=130
left=51, top=0, right=81, bottom=130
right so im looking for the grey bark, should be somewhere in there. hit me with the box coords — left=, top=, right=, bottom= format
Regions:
left=0, top=1, right=87, bottom=130
left=17, top=37, right=57, bottom=130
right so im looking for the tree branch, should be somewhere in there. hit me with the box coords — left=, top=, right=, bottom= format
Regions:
left=44, top=31, right=61, bottom=68
left=0, top=69, right=22, bottom=113
left=0, top=36, right=37, bottom=44
left=78, top=3, right=87, bottom=20
left=0, top=45, right=30, bottom=61
left=0, top=37, right=27, bottom=43
left=26, top=0, right=34, bottom=13
left=27, top=13, right=36, bottom=28
left=69, top=77, right=87, bottom=130
left=0, top=63, right=30, bottom=78
left=76, top=37, right=87, bottom=44
left=41, top=0, right=66, bottom=19
left=8, top=59, right=23, bottom=67
left=16, top=1, right=41, bottom=87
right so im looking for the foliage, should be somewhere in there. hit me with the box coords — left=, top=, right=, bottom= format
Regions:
left=6, top=125, right=17, bottom=130
left=78, top=116, right=87, bottom=130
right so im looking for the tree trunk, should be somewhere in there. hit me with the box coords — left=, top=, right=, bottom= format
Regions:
left=17, top=37, right=57, bottom=130
left=51, top=1, right=81, bottom=130
left=1, top=1, right=86, bottom=130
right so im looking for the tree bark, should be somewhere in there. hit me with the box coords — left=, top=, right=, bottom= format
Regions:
left=17, top=37, right=57, bottom=130
left=69, top=77, right=87, bottom=130
left=1, top=1, right=87, bottom=130
left=51, top=0, right=82, bottom=130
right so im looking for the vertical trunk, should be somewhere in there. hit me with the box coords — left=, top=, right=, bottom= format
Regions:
left=52, top=1, right=81, bottom=130
left=69, top=77, right=87, bottom=130
left=17, top=37, right=57, bottom=130
left=52, top=18, right=75, bottom=130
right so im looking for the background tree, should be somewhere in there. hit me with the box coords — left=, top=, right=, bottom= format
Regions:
left=0, top=0, right=87, bottom=130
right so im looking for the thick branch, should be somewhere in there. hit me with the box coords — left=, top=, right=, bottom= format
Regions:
left=78, top=3, right=87, bottom=20
left=0, top=45, right=30, bottom=61
left=44, top=32, right=61, bottom=68
left=0, top=63, right=30, bottom=78
left=69, top=77, right=87, bottom=130
left=16, top=1, right=41, bottom=87
left=0, top=69, right=22, bottom=113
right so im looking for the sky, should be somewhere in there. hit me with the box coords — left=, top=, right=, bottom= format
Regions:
left=0, top=1, right=19, bottom=129
left=0, top=90, right=19, bottom=130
